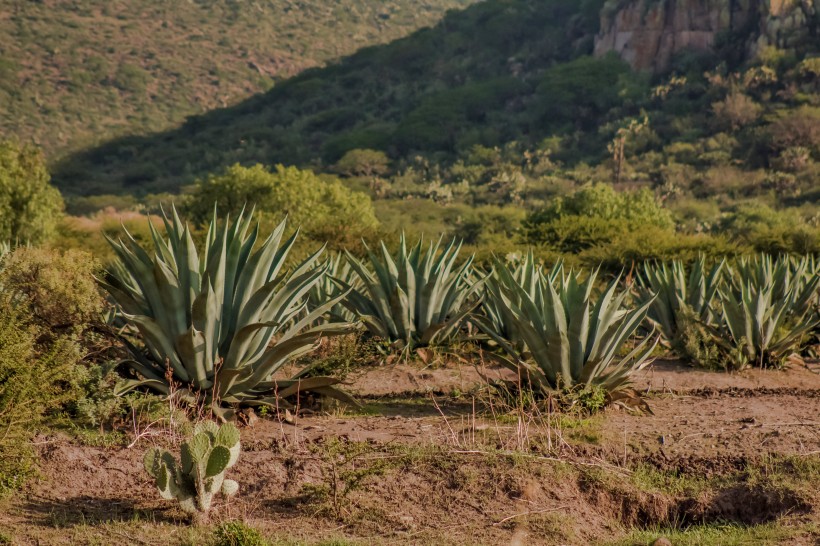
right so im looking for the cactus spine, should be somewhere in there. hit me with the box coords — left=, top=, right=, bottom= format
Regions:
left=144, top=421, right=241, bottom=521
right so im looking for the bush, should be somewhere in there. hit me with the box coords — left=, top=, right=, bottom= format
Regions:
left=0, top=247, right=104, bottom=335
left=184, top=163, right=379, bottom=248
left=524, top=183, right=677, bottom=258
left=0, top=141, right=64, bottom=244
left=720, top=203, right=820, bottom=254
left=0, top=247, right=127, bottom=431
left=711, top=92, right=761, bottom=131
left=0, top=303, right=40, bottom=494
left=334, top=148, right=390, bottom=177
left=768, top=106, right=820, bottom=156
left=526, top=183, right=673, bottom=230
left=0, top=300, right=83, bottom=495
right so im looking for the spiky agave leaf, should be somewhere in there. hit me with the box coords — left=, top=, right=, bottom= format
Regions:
left=307, top=252, right=359, bottom=323
left=472, top=259, right=657, bottom=394
left=339, top=233, right=482, bottom=349
left=634, top=255, right=725, bottom=343
left=103, top=206, right=359, bottom=416
left=478, top=251, right=563, bottom=352
left=711, top=254, right=820, bottom=369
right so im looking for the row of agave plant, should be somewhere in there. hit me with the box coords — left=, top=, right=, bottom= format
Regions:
left=103, top=208, right=820, bottom=419
left=636, top=254, right=820, bottom=370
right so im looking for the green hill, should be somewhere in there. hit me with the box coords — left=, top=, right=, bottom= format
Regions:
left=49, top=0, right=820, bottom=202
left=0, top=0, right=475, bottom=158
left=53, top=0, right=608, bottom=194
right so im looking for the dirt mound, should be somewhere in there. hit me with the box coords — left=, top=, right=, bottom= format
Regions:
left=685, top=484, right=810, bottom=525
left=685, top=387, right=820, bottom=398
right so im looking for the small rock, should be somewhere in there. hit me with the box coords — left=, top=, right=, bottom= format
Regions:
left=652, top=538, right=672, bottom=546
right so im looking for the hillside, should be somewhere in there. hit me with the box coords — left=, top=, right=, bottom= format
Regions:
left=54, top=0, right=608, bottom=194
left=50, top=0, right=819, bottom=199
left=0, top=0, right=476, bottom=157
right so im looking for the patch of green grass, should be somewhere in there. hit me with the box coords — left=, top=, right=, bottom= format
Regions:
left=63, top=427, right=129, bottom=448
left=604, top=522, right=800, bottom=546
left=212, top=521, right=269, bottom=546
left=745, top=454, right=820, bottom=491
left=629, top=464, right=718, bottom=497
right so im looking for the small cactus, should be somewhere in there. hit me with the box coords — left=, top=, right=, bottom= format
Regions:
left=144, top=421, right=241, bottom=522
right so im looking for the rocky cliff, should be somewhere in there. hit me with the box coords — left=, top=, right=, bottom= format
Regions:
left=594, top=0, right=819, bottom=72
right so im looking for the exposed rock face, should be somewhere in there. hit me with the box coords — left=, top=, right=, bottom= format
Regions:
left=594, top=0, right=819, bottom=72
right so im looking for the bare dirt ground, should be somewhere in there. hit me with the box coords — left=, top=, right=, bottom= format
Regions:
left=2, top=358, right=820, bottom=545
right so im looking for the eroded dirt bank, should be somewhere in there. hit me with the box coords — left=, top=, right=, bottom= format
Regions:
left=1, top=360, right=819, bottom=545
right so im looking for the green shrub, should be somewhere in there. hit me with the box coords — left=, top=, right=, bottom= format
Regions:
left=0, top=299, right=82, bottom=495
left=0, top=246, right=104, bottom=335
left=0, top=141, right=64, bottom=244
left=527, top=183, right=673, bottom=229
left=183, top=163, right=379, bottom=249
left=0, top=246, right=123, bottom=428
left=524, top=183, right=676, bottom=258
left=334, top=149, right=390, bottom=177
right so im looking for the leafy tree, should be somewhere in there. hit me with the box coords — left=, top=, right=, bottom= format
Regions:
left=0, top=141, right=63, bottom=244
left=530, top=183, right=672, bottom=227
left=185, top=163, right=379, bottom=244
left=524, top=183, right=674, bottom=251
left=711, top=91, right=761, bottom=131
left=334, top=148, right=390, bottom=177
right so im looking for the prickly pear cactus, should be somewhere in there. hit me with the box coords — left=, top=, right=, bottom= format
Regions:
left=143, top=421, right=241, bottom=522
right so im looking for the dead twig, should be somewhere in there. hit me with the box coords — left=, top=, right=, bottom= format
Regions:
left=493, top=505, right=568, bottom=526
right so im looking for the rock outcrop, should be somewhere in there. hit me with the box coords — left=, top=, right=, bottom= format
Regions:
left=594, top=0, right=819, bottom=72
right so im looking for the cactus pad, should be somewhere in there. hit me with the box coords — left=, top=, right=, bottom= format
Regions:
left=194, top=420, right=220, bottom=439
left=206, top=446, right=231, bottom=478
left=221, top=479, right=239, bottom=497
left=180, top=443, right=194, bottom=474
left=188, top=433, right=211, bottom=462
left=143, top=448, right=161, bottom=477
left=215, top=423, right=240, bottom=448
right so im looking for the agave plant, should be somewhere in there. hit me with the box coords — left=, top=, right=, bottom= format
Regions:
left=479, top=251, right=562, bottom=352
left=733, top=254, right=819, bottom=316
left=101, top=207, right=357, bottom=420
left=338, top=234, right=481, bottom=350
left=634, top=256, right=725, bottom=344
left=307, top=252, right=359, bottom=323
left=472, top=260, right=657, bottom=393
left=711, top=254, right=820, bottom=369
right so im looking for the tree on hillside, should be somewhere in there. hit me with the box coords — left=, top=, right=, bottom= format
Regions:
left=334, top=149, right=390, bottom=177
left=0, top=141, right=63, bottom=244
left=184, top=163, right=379, bottom=246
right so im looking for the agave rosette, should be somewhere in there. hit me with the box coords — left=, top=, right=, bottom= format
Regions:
left=473, top=259, right=657, bottom=393
left=634, top=256, right=725, bottom=344
left=339, top=234, right=482, bottom=350
left=101, top=207, right=358, bottom=419
left=713, top=254, right=820, bottom=368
